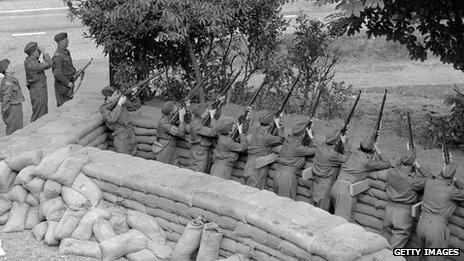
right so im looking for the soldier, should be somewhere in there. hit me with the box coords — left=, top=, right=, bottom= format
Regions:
left=24, top=42, right=53, bottom=122
left=186, top=103, right=218, bottom=173
left=416, top=161, right=464, bottom=260
left=0, top=59, right=25, bottom=135
left=52, top=32, right=76, bottom=107
left=210, top=116, right=248, bottom=179
left=274, top=121, right=316, bottom=200
left=383, top=146, right=433, bottom=248
left=152, top=101, right=186, bottom=165
left=330, top=135, right=391, bottom=222
left=311, top=128, right=349, bottom=212
left=243, top=111, right=284, bottom=189
left=99, top=86, right=140, bottom=155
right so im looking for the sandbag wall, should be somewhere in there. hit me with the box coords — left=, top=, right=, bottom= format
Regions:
left=80, top=146, right=401, bottom=261
left=129, top=106, right=315, bottom=205
left=355, top=170, right=464, bottom=261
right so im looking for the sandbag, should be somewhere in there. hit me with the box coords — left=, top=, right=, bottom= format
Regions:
left=51, top=155, right=91, bottom=186
left=71, top=173, right=102, bottom=207
left=172, top=218, right=204, bottom=261
left=32, top=221, right=48, bottom=241
left=6, top=150, right=42, bottom=172
left=42, top=180, right=62, bottom=201
left=62, top=186, right=90, bottom=210
left=126, top=249, right=159, bottom=261
left=7, top=185, right=28, bottom=203
left=34, top=146, right=71, bottom=179
left=126, top=209, right=166, bottom=243
left=146, top=241, right=173, bottom=260
left=0, top=211, right=9, bottom=225
left=45, top=220, right=59, bottom=245
left=25, top=206, right=44, bottom=229
left=196, top=223, right=223, bottom=261
left=0, top=161, right=15, bottom=193
left=355, top=212, right=383, bottom=230
left=217, top=254, right=248, bottom=261
left=0, top=196, right=12, bottom=215
left=55, top=208, right=88, bottom=240
left=134, top=127, right=157, bottom=136
left=14, top=165, right=36, bottom=186
left=109, top=205, right=130, bottom=235
left=24, top=177, right=45, bottom=199
left=25, top=193, right=39, bottom=207
left=59, top=238, right=103, bottom=259
left=72, top=207, right=111, bottom=240
left=93, top=218, right=117, bottom=242
left=41, top=196, right=65, bottom=221
left=100, top=229, right=149, bottom=261
left=2, top=202, right=29, bottom=232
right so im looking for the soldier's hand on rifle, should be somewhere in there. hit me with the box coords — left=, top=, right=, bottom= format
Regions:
left=413, top=160, right=421, bottom=169
left=68, top=82, right=74, bottom=88
left=407, top=142, right=410, bottom=150
left=340, top=135, right=347, bottom=144
left=237, top=123, right=243, bottom=134
left=374, top=142, right=382, bottom=155
left=38, top=46, right=44, bottom=54
left=306, top=128, right=314, bottom=139
left=179, top=107, right=186, bottom=121
left=210, top=109, right=216, bottom=119
left=274, top=117, right=282, bottom=128
left=117, top=95, right=127, bottom=106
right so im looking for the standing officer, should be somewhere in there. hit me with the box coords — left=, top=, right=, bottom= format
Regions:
left=0, top=59, right=25, bottom=135
left=152, top=101, right=186, bottom=165
left=311, top=128, right=349, bottom=212
left=243, top=111, right=284, bottom=189
left=53, top=32, right=76, bottom=107
left=210, top=116, right=248, bottom=179
left=274, top=121, right=316, bottom=200
left=330, top=135, right=391, bottom=222
left=186, top=103, right=218, bottom=173
left=383, top=145, right=433, bottom=248
left=416, top=161, right=464, bottom=261
left=24, top=42, right=53, bottom=122
left=100, top=86, right=140, bottom=155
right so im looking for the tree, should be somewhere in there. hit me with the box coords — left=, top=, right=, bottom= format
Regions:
left=317, top=0, right=464, bottom=71
left=63, top=0, right=289, bottom=102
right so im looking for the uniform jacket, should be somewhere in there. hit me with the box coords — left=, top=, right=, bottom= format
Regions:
left=277, top=135, right=316, bottom=169
left=312, top=143, right=350, bottom=178
left=24, top=54, right=52, bottom=89
left=0, top=74, right=25, bottom=112
left=214, top=133, right=248, bottom=162
left=247, top=125, right=284, bottom=157
left=53, top=47, right=76, bottom=88
left=386, top=165, right=433, bottom=204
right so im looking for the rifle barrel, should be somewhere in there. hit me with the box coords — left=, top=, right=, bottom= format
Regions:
left=373, top=89, right=387, bottom=141
left=269, top=74, right=300, bottom=136
left=407, top=112, right=414, bottom=149
left=442, top=123, right=450, bottom=164
left=334, top=90, right=361, bottom=153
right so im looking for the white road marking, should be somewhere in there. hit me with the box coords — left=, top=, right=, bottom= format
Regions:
left=283, top=14, right=298, bottom=18
left=0, top=7, right=67, bottom=14
left=12, top=32, right=46, bottom=37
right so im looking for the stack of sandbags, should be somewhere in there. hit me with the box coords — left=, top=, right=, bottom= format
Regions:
left=449, top=203, right=464, bottom=257
left=130, top=106, right=160, bottom=160
left=77, top=125, right=110, bottom=150
left=0, top=145, right=173, bottom=261
left=353, top=170, right=389, bottom=234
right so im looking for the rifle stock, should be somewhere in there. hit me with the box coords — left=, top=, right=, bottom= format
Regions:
left=407, top=112, right=414, bottom=149
left=73, top=58, right=93, bottom=82
left=442, top=123, right=450, bottom=164
left=373, top=89, right=388, bottom=142
left=334, top=90, right=361, bottom=153
left=269, top=74, right=301, bottom=136
left=302, top=87, right=324, bottom=146
left=230, top=76, right=267, bottom=142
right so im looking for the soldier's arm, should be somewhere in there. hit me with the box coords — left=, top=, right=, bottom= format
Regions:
left=163, top=122, right=185, bottom=138
left=42, top=53, right=53, bottom=66
left=0, top=81, right=12, bottom=109
left=410, top=176, right=429, bottom=191
left=450, top=187, right=464, bottom=201
left=415, top=164, right=434, bottom=179
left=197, top=125, right=218, bottom=138
left=53, top=55, right=69, bottom=86
left=328, top=151, right=350, bottom=166
left=225, top=136, right=248, bottom=152
left=366, top=156, right=391, bottom=171
left=102, top=105, right=123, bottom=124
left=28, top=56, right=52, bottom=72
left=294, top=145, right=316, bottom=157
left=264, top=133, right=284, bottom=147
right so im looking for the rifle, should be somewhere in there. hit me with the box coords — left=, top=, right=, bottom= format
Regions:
left=407, top=112, right=414, bottom=149
left=72, top=58, right=93, bottom=96
left=269, top=74, right=301, bottom=136
left=202, top=67, right=242, bottom=126
left=302, top=87, right=324, bottom=146
left=230, top=76, right=267, bottom=142
left=105, top=71, right=163, bottom=111
left=169, top=70, right=214, bottom=125
left=334, top=90, right=361, bottom=153
left=442, top=123, right=450, bottom=164
left=373, top=89, right=388, bottom=142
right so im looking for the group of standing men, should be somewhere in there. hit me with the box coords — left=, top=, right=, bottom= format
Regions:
left=0, top=32, right=76, bottom=135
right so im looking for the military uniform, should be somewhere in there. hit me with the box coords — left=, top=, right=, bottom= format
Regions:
left=416, top=163, right=464, bottom=261
left=24, top=42, right=53, bottom=122
left=330, top=135, right=391, bottom=222
left=100, top=87, right=140, bottom=155
left=186, top=103, right=217, bottom=173
left=244, top=112, right=284, bottom=189
left=312, top=129, right=349, bottom=212
left=153, top=101, right=185, bottom=165
left=210, top=117, right=248, bottom=179
left=53, top=34, right=76, bottom=107
left=0, top=64, right=25, bottom=135
left=383, top=150, right=433, bottom=248
left=274, top=122, right=316, bottom=200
